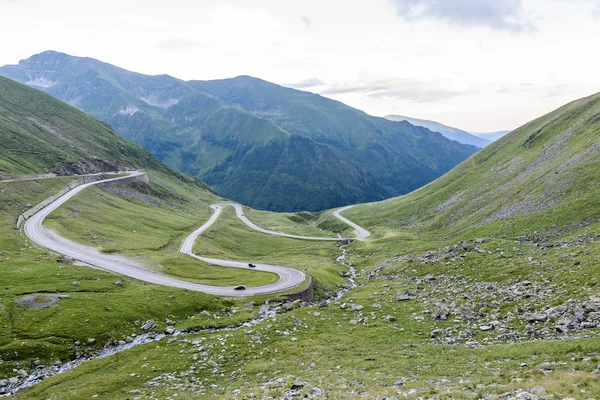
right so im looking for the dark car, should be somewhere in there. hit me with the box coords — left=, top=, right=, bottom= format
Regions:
left=234, top=285, right=246, bottom=291
left=248, top=263, right=256, bottom=268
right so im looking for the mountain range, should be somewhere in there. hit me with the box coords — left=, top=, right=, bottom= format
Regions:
left=470, top=129, right=512, bottom=141
left=384, top=114, right=511, bottom=147
left=0, top=50, right=478, bottom=211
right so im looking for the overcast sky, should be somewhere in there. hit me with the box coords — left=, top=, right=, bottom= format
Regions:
left=1, top=0, right=599, bottom=132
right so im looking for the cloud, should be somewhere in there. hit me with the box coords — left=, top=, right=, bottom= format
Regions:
left=389, top=0, right=535, bottom=32
left=321, top=78, right=460, bottom=103
left=157, top=37, right=203, bottom=52
left=286, top=78, right=325, bottom=89
left=301, top=16, right=312, bottom=26
left=594, top=0, right=600, bottom=18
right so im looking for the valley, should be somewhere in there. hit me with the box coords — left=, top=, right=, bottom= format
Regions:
left=0, top=36, right=599, bottom=400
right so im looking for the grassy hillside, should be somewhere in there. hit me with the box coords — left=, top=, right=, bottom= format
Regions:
left=346, top=91, right=600, bottom=241
left=0, top=51, right=477, bottom=211
left=0, top=76, right=170, bottom=177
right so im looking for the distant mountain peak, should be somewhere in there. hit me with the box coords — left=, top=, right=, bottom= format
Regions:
left=385, top=115, right=491, bottom=148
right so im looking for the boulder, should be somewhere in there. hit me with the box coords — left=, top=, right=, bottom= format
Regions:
left=141, top=320, right=157, bottom=331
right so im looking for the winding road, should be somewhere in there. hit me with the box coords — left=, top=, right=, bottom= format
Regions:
left=23, top=173, right=370, bottom=296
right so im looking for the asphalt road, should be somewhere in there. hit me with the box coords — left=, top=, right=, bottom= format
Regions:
left=207, top=202, right=369, bottom=241
left=23, top=173, right=371, bottom=296
left=0, top=171, right=122, bottom=184
left=333, top=205, right=371, bottom=240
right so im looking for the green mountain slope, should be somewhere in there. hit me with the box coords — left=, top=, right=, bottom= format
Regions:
left=346, top=91, right=600, bottom=239
left=0, top=75, right=184, bottom=181
left=0, top=51, right=478, bottom=211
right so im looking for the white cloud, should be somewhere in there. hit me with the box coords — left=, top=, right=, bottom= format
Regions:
left=285, top=78, right=325, bottom=89
left=389, top=0, right=535, bottom=32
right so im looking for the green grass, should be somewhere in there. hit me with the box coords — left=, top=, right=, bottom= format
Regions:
left=15, top=281, right=600, bottom=399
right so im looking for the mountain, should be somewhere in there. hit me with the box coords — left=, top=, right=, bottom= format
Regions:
left=0, top=75, right=208, bottom=193
left=471, top=130, right=511, bottom=142
left=348, top=91, right=600, bottom=237
left=384, top=114, right=492, bottom=148
left=0, top=51, right=478, bottom=212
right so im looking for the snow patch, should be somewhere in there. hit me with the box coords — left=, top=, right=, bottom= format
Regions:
left=139, top=96, right=180, bottom=109
left=26, top=78, right=56, bottom=88
left=115, top=105, right=139, bottom=117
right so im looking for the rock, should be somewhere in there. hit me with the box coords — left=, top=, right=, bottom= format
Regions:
left=72, top=281, right=80, bottom=286
left=0, top=380, right=7, bottom=387
left=349, top=304, right=363, bottom=311
left=515, top=391, right=539, bottom=400
left=462, top=242, right=475, bottom=251
left=200, top=310, right=211, bottom=317
left=340, top=303, right=347, bottom=309
left=141, top=320, right=157, bottom=331
left=593, top=364, right=600, bottom=374
left=423, top=251, right=435, bottom=258
left=165, top=326, right=175, bottom=335
left=313, top=312, right=321, bottom=317
left=166, top=319, right=175, bottom=326
left=430, top=329, right=443, bottom=338
left=372, top=303, right=382, bottom=309
left=87, top=338, right=96, bottom=344
left=555, top=316, right=578, bottom=333
left=349, top=320, right=358, bottom=325
left=17, top=369, right=27, bottom=378
left=125, top=336, right=134, bottom=343
left=114, top=280, right=123, bottom=286
left=8, top=377, right=18, bottom=385
left=524, top=313, right=547, bottom=323
left=384, top=315, right=397, bottom=322
left=290, top=383, right=304, bottom=390
left=396, top=294, right=413, bottom=301
left=588, top=312, right=600, bottom=320
left=318, top=301, right=328, bottom=308
left=311, top=387, right=323, bottom=395
left=479, top=325, right=492, bottom=331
